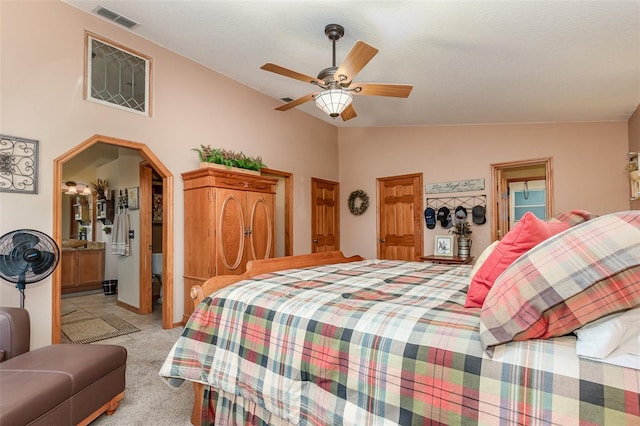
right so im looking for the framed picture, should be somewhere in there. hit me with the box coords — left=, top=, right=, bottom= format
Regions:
left=152, top=185, right=163, bottom=221
left=434, top=235, right=455, bottom=256
left=127, top=187, right=139, bottom=210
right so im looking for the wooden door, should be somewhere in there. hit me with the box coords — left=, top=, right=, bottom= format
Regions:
left=246, top=191, right=274, bottom=262
left=377, top=173, right=423, bottom=261
left=216, top=187, right=247, bottom=275
left=311, top=178, right=339, bottom=253
left=138, top=164, right=153, bottom=314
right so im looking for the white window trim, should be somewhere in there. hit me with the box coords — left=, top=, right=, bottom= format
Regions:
left=84, top=31, right=152, bottom=117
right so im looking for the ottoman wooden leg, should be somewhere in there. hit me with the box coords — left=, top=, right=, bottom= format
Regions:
left=77, top=391, right=125, bottom=426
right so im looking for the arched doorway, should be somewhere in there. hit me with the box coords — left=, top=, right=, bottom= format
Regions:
left=52, top=135, right=175, bottom=343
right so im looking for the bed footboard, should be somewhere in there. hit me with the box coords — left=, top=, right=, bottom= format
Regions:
left=190, top=250, right=364, bottom=307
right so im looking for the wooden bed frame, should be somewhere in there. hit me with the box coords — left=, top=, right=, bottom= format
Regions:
left=186, top=251, right=364, bottom=425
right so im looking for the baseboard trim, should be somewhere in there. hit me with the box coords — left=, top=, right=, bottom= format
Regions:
left=116, top=300, right=142, bottom=314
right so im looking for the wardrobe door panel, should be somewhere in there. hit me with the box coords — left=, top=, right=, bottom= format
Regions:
left=247, top=192, right=274, bottom=262
left=217, top=188, right=246, bottom=275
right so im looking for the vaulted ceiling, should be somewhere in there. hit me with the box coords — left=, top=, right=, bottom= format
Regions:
left=64, top=0, right=640, bottom=127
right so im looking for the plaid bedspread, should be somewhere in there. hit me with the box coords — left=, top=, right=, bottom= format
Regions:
left=160, top=260, right=640, bottom=425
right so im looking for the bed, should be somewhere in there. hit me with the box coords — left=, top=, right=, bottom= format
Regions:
left=160, top=211, right=640, bottom=425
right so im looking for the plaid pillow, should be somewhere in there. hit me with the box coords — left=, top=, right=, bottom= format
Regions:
left=479, top=211, right=640, bottom=352
left=546, top=209, right=597, bottom=226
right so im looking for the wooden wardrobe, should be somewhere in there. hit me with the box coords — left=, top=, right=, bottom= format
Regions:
left=182, top=167, right=277, bottom=322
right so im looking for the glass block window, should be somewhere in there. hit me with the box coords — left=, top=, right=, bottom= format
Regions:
left=85, top=32, right=151, bottom=116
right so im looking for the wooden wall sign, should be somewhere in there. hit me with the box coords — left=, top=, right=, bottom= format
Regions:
left=425, top=179, right=484, bottom=194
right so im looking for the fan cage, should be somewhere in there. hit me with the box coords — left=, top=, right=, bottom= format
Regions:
left=0, top=229, right=61, bottom=284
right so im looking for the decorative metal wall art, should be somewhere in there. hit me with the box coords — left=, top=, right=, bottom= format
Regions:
left=0, top=135, right=38, bottom=194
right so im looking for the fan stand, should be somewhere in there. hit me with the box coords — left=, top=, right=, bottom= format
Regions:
left=16, top=275, right=26, bottom=308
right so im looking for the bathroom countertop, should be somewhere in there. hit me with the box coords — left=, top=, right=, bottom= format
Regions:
left=61, top=241, right=105, bottom=251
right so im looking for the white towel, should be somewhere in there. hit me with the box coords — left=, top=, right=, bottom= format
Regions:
left=111, top=212, right=131, bottom=256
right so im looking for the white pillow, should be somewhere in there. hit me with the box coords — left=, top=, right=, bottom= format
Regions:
left=575, top=307, right=640, bottom=370
left=469, top=240, right=499, bottom=280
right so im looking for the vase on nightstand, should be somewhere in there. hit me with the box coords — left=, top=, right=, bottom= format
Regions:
left=458, top=237, right=471, bottom=259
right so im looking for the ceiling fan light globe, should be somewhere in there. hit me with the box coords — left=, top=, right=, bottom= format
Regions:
left=315, top=89, right=353, bottom=118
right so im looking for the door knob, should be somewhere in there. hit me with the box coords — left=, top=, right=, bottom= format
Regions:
left=379, top=238, right=385, bottom=243
left=313, top=239, right=319, bottom=243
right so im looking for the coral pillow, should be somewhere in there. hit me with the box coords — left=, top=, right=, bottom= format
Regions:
left=468, top=240, right=499, bottom=281
left=464, top=212, right=569, bottom=308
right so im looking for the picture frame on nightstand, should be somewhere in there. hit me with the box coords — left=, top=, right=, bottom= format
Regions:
left=434, top=235, right=455, bottom=256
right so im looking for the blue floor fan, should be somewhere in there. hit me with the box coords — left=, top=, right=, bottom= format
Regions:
left=0, top=229, right=60, bottom=308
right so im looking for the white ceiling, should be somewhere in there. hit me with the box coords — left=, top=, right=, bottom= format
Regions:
left=63, top=0, right=640, bottom=128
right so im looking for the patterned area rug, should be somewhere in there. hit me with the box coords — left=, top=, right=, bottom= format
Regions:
left=61, top=313, right=140, bottom=344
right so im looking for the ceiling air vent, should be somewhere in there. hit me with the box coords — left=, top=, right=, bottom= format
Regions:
left=94, top=6, right=139, bottom=29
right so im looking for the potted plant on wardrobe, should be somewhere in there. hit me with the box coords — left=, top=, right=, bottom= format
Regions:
left=192, top=145, right=266, bottom=175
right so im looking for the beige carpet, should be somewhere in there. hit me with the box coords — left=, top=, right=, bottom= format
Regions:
left=61, top=313, right=140, bottom=344
left=91, top=327, right=193, bottom=425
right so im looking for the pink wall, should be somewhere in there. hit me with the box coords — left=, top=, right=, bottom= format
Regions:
left=338, top=122, right=630, bottom=260
left=629, top=104, right=640, bottom=210
left=630, top=105, right=640, bottom=151
left=0, top=1, right=338, bottom=347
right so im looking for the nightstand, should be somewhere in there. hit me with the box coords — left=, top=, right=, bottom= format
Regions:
left=420, top=255, right=474, bottom=265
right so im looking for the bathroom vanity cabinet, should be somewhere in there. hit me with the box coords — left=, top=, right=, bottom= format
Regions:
left=61, top=248, right=105, bottom=294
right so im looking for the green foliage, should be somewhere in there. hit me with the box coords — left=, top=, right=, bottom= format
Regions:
left=91, top=178, right=108, bottom=192
left=451, top=221, right=472, bottom=238
left=192, top=145, right=266, bottom=171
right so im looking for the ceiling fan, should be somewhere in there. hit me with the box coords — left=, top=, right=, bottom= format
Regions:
left=261, top=24, right=413, bottom=121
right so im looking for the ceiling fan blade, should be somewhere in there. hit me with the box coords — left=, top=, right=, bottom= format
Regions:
left=351, top=83, right=413, bottom=98
left=335, top=41, right=378, bottom=84
left=261, top=63, right=324, bottom=86
left=341, top=104, right=357, bottom=121
left=275, top=93, right=315, bottom=111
